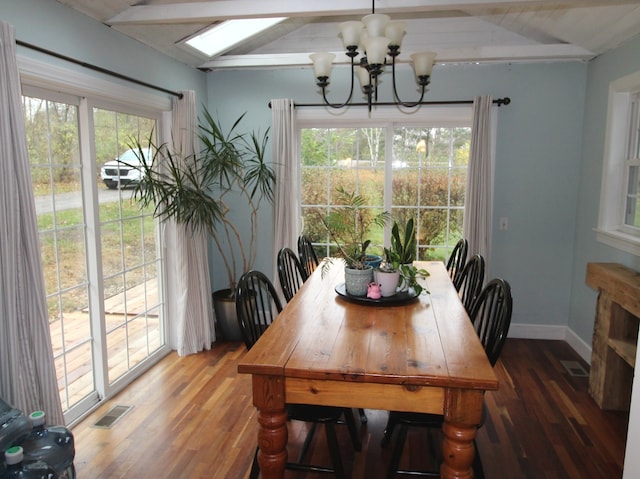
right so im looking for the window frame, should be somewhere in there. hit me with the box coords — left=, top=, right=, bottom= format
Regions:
left=596, top=70, right=640, bottom=255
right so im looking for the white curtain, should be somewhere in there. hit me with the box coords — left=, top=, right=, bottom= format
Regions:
left=271, top=99, right=298, bottom=279
left=0, top=22, right=64, bottom=424
left=167, top=90, right=214, bottom=356
left=463, top=95, right=494, bottom=273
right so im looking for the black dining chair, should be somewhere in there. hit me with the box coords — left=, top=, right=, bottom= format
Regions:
left=297, top=234, right=319, bottom=280
left=277, top=247, right=307, bottom=302
left=454, top=254, right=485, bottom=314
left=381, top=278, right=513, bottom=479
left=235, top=270, right=362, bottom=479
left=446, top=238, right=468, bottom=285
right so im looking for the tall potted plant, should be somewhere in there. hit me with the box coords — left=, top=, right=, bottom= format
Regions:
left=131, top=108, right=275, bottom=340
left=318, top=187, right=389, bottom=296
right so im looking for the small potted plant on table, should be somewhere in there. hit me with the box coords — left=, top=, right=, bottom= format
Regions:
left=379, top=218, right=429, bottom=296
left=375, top=249, right=402, bottom=297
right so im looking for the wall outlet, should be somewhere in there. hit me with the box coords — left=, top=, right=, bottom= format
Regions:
left=499, top=217, right=509, bottom=230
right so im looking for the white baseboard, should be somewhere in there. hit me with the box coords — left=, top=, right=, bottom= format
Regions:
left=508, top=323, right=592, bottom=362
left=564, top=328, right=592, bottom=363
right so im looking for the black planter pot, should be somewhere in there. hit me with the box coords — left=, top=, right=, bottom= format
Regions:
left=212, top=289, right=243, bottom=341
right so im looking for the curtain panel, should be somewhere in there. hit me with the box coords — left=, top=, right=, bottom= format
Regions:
left=271, top=99, right=299, bottom=283
left=167, top=91, right=214, bottom=356
left=0, top=21, right=64, bottom=425
left=463, top=95, right=495, bottom=275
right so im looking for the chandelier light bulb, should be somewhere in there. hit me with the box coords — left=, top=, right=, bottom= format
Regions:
left=364, top=36, right=390, bottom=65
left=356, top=66, right=371, bottom=90
left=362, top=13, right=390, bottom=37
left=309, top=52, right=336, bottom=79
left=410, top=51, right=437, bottom=77
left=385, top=21, right=406, bottom=48
left=340, top=21, right=364, bottom=49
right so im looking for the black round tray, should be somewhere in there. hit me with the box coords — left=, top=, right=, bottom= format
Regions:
left=334, top=283, right=419, bottom=306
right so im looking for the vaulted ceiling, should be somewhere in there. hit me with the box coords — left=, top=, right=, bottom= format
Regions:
left=57, top=0, right=640, bottom=71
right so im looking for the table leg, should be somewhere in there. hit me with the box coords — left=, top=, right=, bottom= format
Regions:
left=440, top=388, right=484, bottom=479
left=252, top=375, right=288, bottom=479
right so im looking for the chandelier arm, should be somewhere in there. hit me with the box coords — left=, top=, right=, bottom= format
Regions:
left=390, top=55, right=427, bottom=108
left=319, top=56, right=357, bottom=109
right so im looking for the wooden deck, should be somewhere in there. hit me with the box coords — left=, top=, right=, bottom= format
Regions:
left=102, top=278, right=158, bottom=316
left=50, top=278, right=162, bottom=410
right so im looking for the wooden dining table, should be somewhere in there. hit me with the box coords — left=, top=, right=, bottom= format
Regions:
left=238, top=260, right=498, bottom=479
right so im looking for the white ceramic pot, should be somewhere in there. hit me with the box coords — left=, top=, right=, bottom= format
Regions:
left=374, top=269, right=401, bottom=297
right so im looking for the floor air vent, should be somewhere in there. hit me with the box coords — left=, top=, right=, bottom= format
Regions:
left=92, top=405, right=132, bottom=429
left=560, top=360, right=589, bottom=377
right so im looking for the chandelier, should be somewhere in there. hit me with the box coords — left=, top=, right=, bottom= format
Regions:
left=310, top=3, right=437, bottom=112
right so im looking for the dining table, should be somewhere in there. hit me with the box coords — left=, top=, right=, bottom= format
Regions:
left=237, top=260, right=498, bottom=479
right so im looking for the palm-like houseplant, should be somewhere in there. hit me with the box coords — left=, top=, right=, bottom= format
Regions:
left=130, top=109, right=275, bottom=337
left=319, top=187, right=389, bottom=269
left=318, top=187, right=389, bottom=295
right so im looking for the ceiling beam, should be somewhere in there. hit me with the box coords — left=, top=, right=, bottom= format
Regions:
left=108, top=0, right=640, bottom=25
left=199, top=44, right=595, bottom=70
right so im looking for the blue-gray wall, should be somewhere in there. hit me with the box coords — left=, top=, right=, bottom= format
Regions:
left=207, top=61, right=588, bottom=337
left=570, top=34, right=640, bottom=342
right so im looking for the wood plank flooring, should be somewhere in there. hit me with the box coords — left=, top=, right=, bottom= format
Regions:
left=71, top=339, right=629, bottom=478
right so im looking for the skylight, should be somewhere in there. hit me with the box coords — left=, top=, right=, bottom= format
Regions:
left=186, top=17, right=287, bottom=57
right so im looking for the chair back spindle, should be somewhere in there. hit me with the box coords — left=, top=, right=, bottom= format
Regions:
left=455, top=254, right=485, bottom=313
left=297, top=235, right=319, bottom=280
left=235, top=271, right=283, bottom=350
left=446, top=238, right=468, bottom=285
left=277, top=247, right=307, bottom=302
left=469, top=278, right=513, bottom=366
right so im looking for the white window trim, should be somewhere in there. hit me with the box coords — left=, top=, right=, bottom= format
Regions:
left=596, top=70, right=640, bottom=256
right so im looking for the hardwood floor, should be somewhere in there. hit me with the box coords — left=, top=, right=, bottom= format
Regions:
left=72, top=339, right=629, bottom=478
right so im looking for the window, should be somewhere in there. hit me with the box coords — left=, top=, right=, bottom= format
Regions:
left=298, top=107, right=472, bottom=261
left=597, top=71, right=640, bottom=255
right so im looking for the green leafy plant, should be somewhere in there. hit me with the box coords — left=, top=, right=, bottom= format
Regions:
left=130, top=108, right=274, bottom=298
left=318, top=186, right=389, bottom=272
left=382, top=218, right=429, bottom=294
left=390, top=217, right=417, bottom=264
left=398, top=263, right=429, bottom=296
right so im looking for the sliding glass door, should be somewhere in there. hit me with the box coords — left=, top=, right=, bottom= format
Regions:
left=23, top=87, right=168, bottom=423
